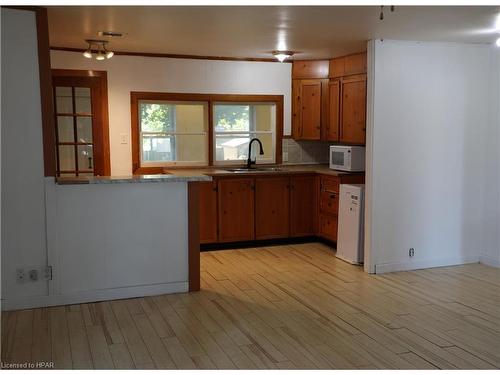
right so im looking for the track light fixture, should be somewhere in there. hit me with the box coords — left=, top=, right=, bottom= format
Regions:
left=82, top=39, right=114, bottom=60
left=379, top=5, right=395, bottom=21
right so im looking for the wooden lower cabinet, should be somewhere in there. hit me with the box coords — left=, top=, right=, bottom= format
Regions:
left=217, top=178, right=255, bottom=242
left=290, top=175, right=318, bottom=236
left=318, top=174, right=365, bottom=243
left=319, top=213, right=338, bottom=242
left=199, top=181, right=218, bottom=244
left=255, top=177, right=290, bottom=239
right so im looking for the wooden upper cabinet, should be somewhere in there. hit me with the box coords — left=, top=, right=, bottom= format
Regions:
left=199, top=180, right=218, bottom=244
left=255, top=177, right=290, bottom=239
left=299, top=80, right=322, bottom=140
left=218, top=178, right=255, bottom=242
left=329, top=52, right=367, bottom=78
left=326, top=80, right=340, bottom=141
left=292, top=60, right=329, bottom=79
left=290, top=175, right=318, bottom=237
left=341, top=75, right=367, bottom=144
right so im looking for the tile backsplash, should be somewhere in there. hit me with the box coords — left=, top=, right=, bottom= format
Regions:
left=282, top=138, right=331, bottom=165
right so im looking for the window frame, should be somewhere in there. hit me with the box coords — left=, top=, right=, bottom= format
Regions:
left=131, top=92, right=283, bottom=174
left=138, top=100, right=209, bottom=168
left=212, top=102, right=277, bottom=166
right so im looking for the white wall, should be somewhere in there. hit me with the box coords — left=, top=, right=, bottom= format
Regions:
left=366, top=39, right=499, bottom=273
left=1, top=9, right=49, bottom=300
left=480, top=48, right=500, bottom=267
left=50, top=51, right=292, bottom=176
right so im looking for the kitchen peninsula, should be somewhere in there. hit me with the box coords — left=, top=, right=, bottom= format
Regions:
left=4, top=173, right=209, bottom=310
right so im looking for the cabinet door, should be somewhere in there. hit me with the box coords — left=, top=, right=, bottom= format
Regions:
left=199, top=181, right=218, bottom=244
left=299, top=80, right=322, bottom=140
left=344, top=52, right=367, bottom=76
left=341, top=76, right=367, bottom=144
left=255, top=177, right=290, bottom=239
left=326, top=80, right=340, bottom=141
left=218, top=178, right=255, bottom=242
left=290, top=175, right=318, bottom=237
left=319, top=213, right=338, bottom=242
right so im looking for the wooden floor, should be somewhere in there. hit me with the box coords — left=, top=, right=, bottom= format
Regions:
left=2, top=242, right=500, bottom=369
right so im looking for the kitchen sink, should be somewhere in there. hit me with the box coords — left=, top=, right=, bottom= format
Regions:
left=222, top=167, right=287, bottom=173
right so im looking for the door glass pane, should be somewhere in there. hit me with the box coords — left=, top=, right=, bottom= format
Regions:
left=76, top=117, right=93, bottom=143
left=75, top=87, right=91, bottom=114
left=57, top=116, right=74, bottom=142
left=77, top=145, right=94, bottom=171
left=55, top=87, right=73, bottom=113
left=59, top=145, right=75, bottom=171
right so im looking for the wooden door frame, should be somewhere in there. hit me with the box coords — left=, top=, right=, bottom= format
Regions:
left=52, top=69, right=111, bottom=176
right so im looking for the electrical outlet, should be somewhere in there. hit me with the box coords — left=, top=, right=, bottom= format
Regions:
left=29, top=269, right=39, bottom=281
left=16, top=269, right=26, bottom=283
left=409, top=248, right=415, bottom=257
left=120, top=133, right=129, bottom=144
left=42, top=266, right=53, bottom=281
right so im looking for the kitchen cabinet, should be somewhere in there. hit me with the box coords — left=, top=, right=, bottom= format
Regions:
left=319, top=213, right=338, bottom=242
left=290, top=175, right=318, bottom=236
left=326, top=79, right=341, bottom=141
left=341, top=75, right=367, bottom=144
left=299, top=80, right=322, bottom=140
left=255, top=177, right=290, bottom=239
left=218, top=178, right=255, bottom=242
left=318, top=174, right=365, bottom=242
left=329, top=52, right=367, bottom=78
left=292, top=60, right=329, bottom=141
left=292, top=54, right=366, bottom=144
left=199, top=180, right=218, bottom=244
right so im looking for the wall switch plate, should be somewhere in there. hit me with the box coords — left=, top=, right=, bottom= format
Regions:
left=16, top=269, right=26, bottom=283
left=42, top=266, right=53, bottom=281
left=120, top=133, right=129, bottom=144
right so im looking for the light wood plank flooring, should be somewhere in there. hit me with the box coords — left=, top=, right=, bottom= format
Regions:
left=2, top=242, right=500, bottom=369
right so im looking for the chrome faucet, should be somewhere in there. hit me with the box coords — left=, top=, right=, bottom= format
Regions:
left=247, top=138, right=264, bottom=169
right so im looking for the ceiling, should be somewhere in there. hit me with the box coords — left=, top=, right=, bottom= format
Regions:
left=47, top=6, right=500, bottom=60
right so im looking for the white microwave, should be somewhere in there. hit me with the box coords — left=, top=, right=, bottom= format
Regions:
left=329, top=145, right=365, bottom=171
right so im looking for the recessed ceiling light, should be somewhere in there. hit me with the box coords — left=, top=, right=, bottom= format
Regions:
left=272, top=50, right=294, bottom=62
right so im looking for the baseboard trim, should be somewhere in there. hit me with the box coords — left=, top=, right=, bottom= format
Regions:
left=479, top=255, right=500, bottom=268
left=1, top=281, right=188, bottom=311
left=374, top=256, right=480, bottom=274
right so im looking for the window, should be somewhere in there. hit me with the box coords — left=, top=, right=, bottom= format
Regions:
left=138, top=101, right=209, bottom=167
left=131, top=93, right=283, bottom=173
left=213, top=103, right=276, bottom=165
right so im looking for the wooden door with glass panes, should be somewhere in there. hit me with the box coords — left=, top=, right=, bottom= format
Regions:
left=52, top=72, right=109, bottom=176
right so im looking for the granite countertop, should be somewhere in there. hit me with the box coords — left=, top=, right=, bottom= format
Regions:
left=56, top=173, right=212, bottom=185
left=56, top=164, right=361, bottom=185
left=164, top=164, right=362, bottom=177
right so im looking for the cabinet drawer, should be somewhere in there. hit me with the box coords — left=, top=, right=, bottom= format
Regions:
left=319, top=213, right=338, bottom=242
left=320, top=176, right=340, bottom=193
left=320, top=190, right=339, bottom=215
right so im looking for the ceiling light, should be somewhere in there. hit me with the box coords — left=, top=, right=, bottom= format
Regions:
left=272, top=50, right=294, bottom=62
left=95, top=50, right=106, bottom=60
left=82, top=39, right=114, bottom=60
left=83, top=49, right=92, bottom=59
